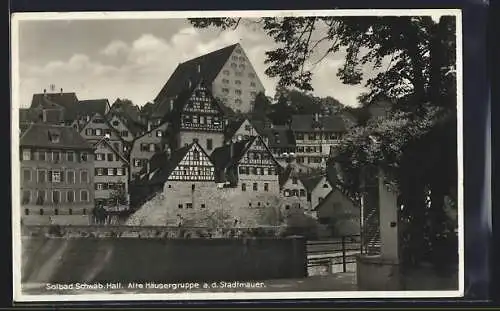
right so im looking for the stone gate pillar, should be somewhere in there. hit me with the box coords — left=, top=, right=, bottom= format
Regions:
left=356, top=168, right=402, bottom=291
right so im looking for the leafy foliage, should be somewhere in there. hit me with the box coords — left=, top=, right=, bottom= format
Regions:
left=189, top=15, right=458, bottom=265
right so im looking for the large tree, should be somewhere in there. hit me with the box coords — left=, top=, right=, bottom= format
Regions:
left=189, top=15, right=458, bottom=266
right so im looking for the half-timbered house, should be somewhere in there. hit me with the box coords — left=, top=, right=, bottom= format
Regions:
left=79, top=112, right=129, bottom=155
left=168, top=82, right=226, bottom=154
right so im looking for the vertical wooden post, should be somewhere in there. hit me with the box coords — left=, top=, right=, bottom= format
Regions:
left=342, top=236, right=347, bottom=272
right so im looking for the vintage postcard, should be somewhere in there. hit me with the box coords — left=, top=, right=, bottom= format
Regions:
left=11, top=9, right=464, bottom=302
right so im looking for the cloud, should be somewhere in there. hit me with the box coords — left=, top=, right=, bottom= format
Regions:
left=100, top=40, right=129, bottom=56
left=18, top=23, right=366, bottom=109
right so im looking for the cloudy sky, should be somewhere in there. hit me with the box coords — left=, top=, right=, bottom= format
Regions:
left=16, top=18, right=372, bottom=109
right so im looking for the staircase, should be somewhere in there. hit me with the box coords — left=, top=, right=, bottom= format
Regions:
left=362, top=207, right=381, bottom=255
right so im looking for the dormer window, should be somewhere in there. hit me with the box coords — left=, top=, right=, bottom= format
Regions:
left=48, top=130, right=60, bottom=143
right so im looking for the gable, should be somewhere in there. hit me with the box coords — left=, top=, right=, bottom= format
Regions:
left=233, top=119, right=259, bottom=140
left=312, top=176, right=331, bottom=193
left=94, top=139, right=129, bottom=164
left=80, top=113, right=121, bottom=141
left=238, top=136, right=279, bottom=167
left=181, top=84, right=222, bottom=114
left=168, top=143, right=215, bottom=181
left=214, top=45, right=265, bottom=92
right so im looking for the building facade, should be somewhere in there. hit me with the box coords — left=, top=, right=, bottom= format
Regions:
left=93, top=137, right=130, bottom=209
left=279, top=168, right=310, bottom=216
left=290, top=114, right=347, bottom=169
left=20, top=124, right=95, bottom=224
left=169, top=83, right=226, bottom=153
left=314, top=188, right=360, bottom=236
left=153, top=43, right=265, bottom=116
left=129, top=122, right=169, bottom=180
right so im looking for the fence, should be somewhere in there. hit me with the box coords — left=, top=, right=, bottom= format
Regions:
left=306, top=235, right=361, bottom=274
left=21, top=224, right=286, bottom=239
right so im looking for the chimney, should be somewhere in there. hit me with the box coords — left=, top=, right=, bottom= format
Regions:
left=169, top=99, right=174, bottom=112
left=146, top=161, right=151, bottom=173
left=197, top=64, right=201, bottom=73
left=314, top=113, right=319, bottom=122
left=187, top=79, right=192, bottom=89
left=60, top=88, right=63, bottom=94
left=43, top=89, right=46, bottom=94
left=230, top=142, right=234, bottom=159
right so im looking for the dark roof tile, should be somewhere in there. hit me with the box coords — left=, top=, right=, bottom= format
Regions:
left=78, top=99, right=110, bottom=116
left=291, top=114, right=347, bottom=132
left=154, top=43, right=238, bottom=105
left=20, top=123, right=93, bottom=150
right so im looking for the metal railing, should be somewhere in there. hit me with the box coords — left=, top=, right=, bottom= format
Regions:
left=306, top=235, right=362, bottom=273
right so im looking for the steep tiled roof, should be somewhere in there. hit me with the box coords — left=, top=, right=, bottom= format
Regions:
left=20, top=123, right=93, bottom=150
left=290, top=114, right=347, bottom=132
left=30, top=92, right=79, bottom=121
left=78, top=99, right=110, bottom=116
left=154, top=43, right=238, bottom=104
left=19, top=108, right=40, bottom=123
left=93, top=137, right=129, bottom=164
left=300, top=175, right=325, bottom=193
left=210, top=138, right=255, bottom=170
left=264, top=128, right=296, bottom=148
left=279, top=165, right=294, bottom=187
left=224, top=118, right=245, bottom=140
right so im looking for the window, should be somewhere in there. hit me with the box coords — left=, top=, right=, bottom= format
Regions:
left=193, top=149, right=200, bottom=161
left=249, top=202, right=252, bottom=207
left=95, top=129, right=102, bottom=136
left=156, top=130, right=162, bottom=137
left=241, top=183, right=246, bottom=191
left=36, top=170, right=46, bottom=183
left=117, top=168, right=124, bottom=176
left=39, top=209, right=44, bottom=215
left=96, top=153, right=105, bottom=161
left=107, top=168, right=114, bottom=176
left=66, top=151, right=75, bottom=162
left=80, top=190, right=89, bottom=202
left=50, top=171, right=61, bottom=183
left=178, top=204, right=183, bottom=209
left=318, top=197, right=324, bottom=203
left=112, top=120, right=119, bottom=126
left=235, top=89, right=242, bottom=95
left=23, top=169, right=31, bottom=182
left=25, top=209, right=29, bottom=215
left=96, top=183, right=103, bottom=190
left=85, top=129, right=93, bottom=136
left=222, top=88, right=229, bottom=94
left=201, top=204, right=206, bottom=208
left=191, top=184, right=195, bottom=191
left=36, top=190, right=45, bottom=205
left=292, top=177, right=298, bottom=184
left=285, top=205, right=290, bottom=210
left=200, top=116, right=205, bottom=125
left=67, top=191, right=75, bottom=203
left=223, top=70, right=230, bottom=75
left=323, top=183, right=329, bottom=188
left=67, top=171, right=75, bottom=184
left=22, top=149, right=31, bottom=161
left=69, top=208, right=73, bottom=215
left=186, top=203, right=193, bottom=209
left=250, top=82, right=256, bottom=87
left=134, top=159, right=141, bottom=167
left=81, top=152, right=88, bottom=162
left=235, top=99, right=242, bottom=105
left=235, top=80, right=241, bottom=85
left=38, top=151, right=46, bottom=161
left=149, top=144, right=156, bottom=152
left=81, top=170, right=88, bottom=183
left=121, top=131, right=129, bottom=137
left=250, top=91, right=257, bottom=97
left=300, top=189, right=306, bottom=197
left=107, top=153, right=113, bottom=161
left=264, top=183, right=269, bottom=192
left=22, top=190, right=30, bottom=204
left=230, top=63, right=237, bottom=68
left=253, top=183, right=258, bottom=191
left=239, top=64, right=246, bottom=70
left=52, top=190, right=60, bottom=204
left=223, top=78, right=230, bottom=84
left=232, top=56, right=238, bottom=61
left=206, top=139, right=213, bottom=151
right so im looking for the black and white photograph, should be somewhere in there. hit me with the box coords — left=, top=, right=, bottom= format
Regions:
left=11, top=9, right=463, bottom=301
